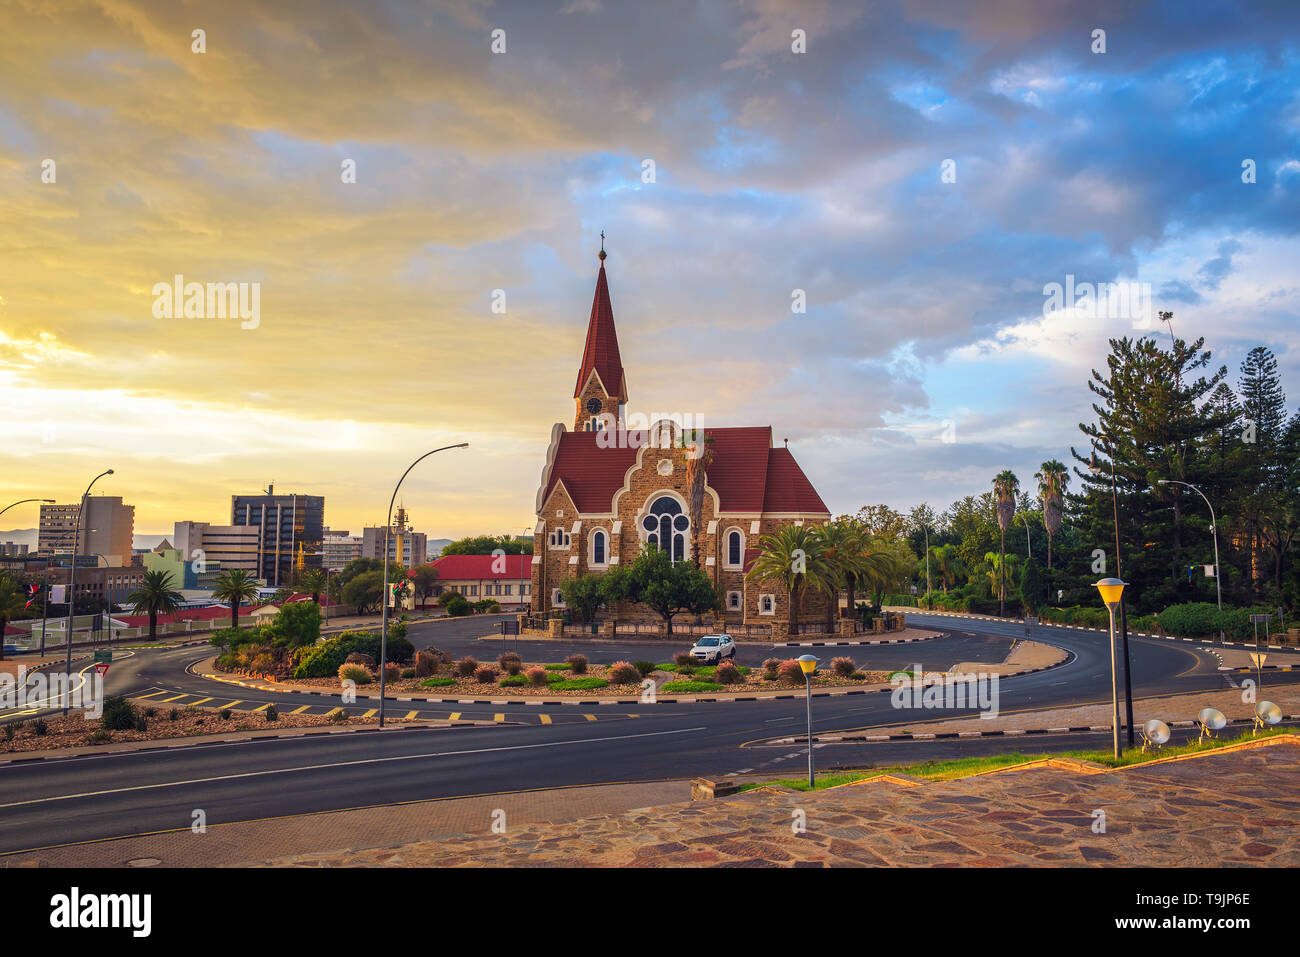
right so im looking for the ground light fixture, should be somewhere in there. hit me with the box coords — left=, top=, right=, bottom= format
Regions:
left=797, top=654, right=819, bottom=789
left=1093, top=577, right=1127, bottom=760
left=1140, top=718, right=1171, bottom=753
left=1197, top=707, right=1228, bottom=744
left=1254, top=701, right=1282, bottom=735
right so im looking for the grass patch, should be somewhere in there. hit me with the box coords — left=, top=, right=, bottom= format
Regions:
left=655, top=662, right=679, bottom=672
left=550, top=676, right=610, bottom=691
left=661, top=680, right=724, bottom=693
left=738, top=727, right=1298, bottom=792
left=498, top=676, right=527, bottom=687
left=420, top=677, right=457, bottom=688
left=543, top=663, right=570, bottom=671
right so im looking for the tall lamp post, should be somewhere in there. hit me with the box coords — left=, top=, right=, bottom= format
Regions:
left=65, top=470, right=113, bottom=714
left=0, top=498, right=56, bottom=520
left=1091, top=436, right=1135, bottom=744
left=1094, top=578, right=1127, bottom=761
left=379, top=444, right=468, bottom=727
left=1156, top=480, right=1223, bottom=642
left=797, top=654, right=819, bottom=788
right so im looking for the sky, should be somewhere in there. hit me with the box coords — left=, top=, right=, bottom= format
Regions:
left=1, top=0, right=1298, bottom=542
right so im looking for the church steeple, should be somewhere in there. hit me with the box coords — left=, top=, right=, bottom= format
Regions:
left=574, top=234, right=627, bottom=432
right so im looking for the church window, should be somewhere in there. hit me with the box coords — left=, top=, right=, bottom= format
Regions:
left=640, top=496, right=689, bottom=563
left=726, top=529, right=743, bottom=567
left=592, top=528, right=607, bottom=565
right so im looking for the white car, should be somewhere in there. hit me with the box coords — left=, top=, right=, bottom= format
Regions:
left=689, top=634, right=735, bottom=664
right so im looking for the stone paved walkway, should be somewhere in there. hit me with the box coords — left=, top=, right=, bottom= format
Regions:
left=257, top=736, right=1300, bottom=867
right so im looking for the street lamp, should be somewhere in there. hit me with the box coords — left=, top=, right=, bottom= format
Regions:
left=797, top=654, right=819, bottom=788
left=1090, top=435, right=1135, bottom=744
left=65, top=470, right=113, bottom=714
left=379, top=443, right=468, bottom=727
left=0, top=498, right=56, bottom=519
left=1094, top=577, right=1127, bottom=761
left=0, top=499, right=55, bottom=654
left=1156, top=480, right=1223, bottom=642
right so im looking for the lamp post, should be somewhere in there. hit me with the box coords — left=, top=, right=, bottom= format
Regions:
left=0, top=499, right=55, bottom=655
left=0, top=498, right=56, bottom=519
left=922, top=522, right=930, bottom=608
left=1091, top=436, right=1135, bottom=744
left=379, top=444, right=467, bottom=727
left=1156, top=480, right=1223, bottom=642
left=1094, top=577, right=1127, bottom=761
left=797, top=654, right=819, bottom=788
left=65, top=470, right=113, bottom=714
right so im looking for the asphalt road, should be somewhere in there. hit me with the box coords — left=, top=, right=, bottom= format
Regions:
left=1, top=611, right=1296, bottom=855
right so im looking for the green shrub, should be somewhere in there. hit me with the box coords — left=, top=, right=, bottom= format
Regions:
left=101, top=695, right=139, bottom=731
left=526, top=666, right=548, bottom=686
left=499, top=652, right=523, bottom=674
left=566, top=654, right=588, bottom=675
left=499, top=675, right=528, bottom=687
left=143, top=706, right=157, bottom=718
left=543, top=662, right=569, bottom=670
left=661, top=680, right=724, bottom=693
left=382, top=662, right=401, bottom=683
left=219, top=708, right=233, bottom=721
left=2, top=724, right=14, bottom=741
left=778, top=659, right=804, bottom=683
left=762, top=658, right=781, bottom=679
left=31, top=718, right=48, bottom=736
left=414, top=650, right=439, bottom=678
left=655, top=662, right=678, bottom=672
left=338, top=663, right=372, bottom=685
left=550, top=676, right=610, bottom=691
left=265, top=705, right=278, bottom=721
left=90, top=728, right=112, bottom=744
left=715, top=661, right=742, bottom=684
left=455, top=656, right=478, bottom=677
left=328, top=709, right=348, bottom=723
left=831, top=656, right=856, bottom=677
left=446, top=595, right=471, bottom=617
left=632, top=661, right=657, bottom=677
left=401, top=667, right=416, bottom=679
left=421, top=677, right=456, bottom=688
left=474, top=666, right=498, bottom=683
left=168, top=708, right=179, bottom=722
left=672, top=652, right=692, bottom=666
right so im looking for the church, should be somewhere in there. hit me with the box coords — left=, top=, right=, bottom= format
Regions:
left=529, top=244, right=833, bottom=628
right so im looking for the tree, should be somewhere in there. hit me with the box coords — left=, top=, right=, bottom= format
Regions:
left=212, top=569, right=261, bottom=630
left=931, top=543, right=965, bottom=593
left=441, top=535, right=533, bottom=556
left=679, top=430, right=715, bottom=570
left=854, top=504, right=909, bottom=543
left=746, top=525, right=830, bottom=630
left=298, top=569, right=328, bottom=604
left=622, top=546, right=719, bottom=637
left=1035, top=460, right=1069, bottom=570
left=0, top=574, right=30, bottom=662
left=410, top=565, right=439, bottom=608
left=271, top=600, right=322, bottom=648
left=126, top=568, right=183, bottom=642
left=560, top=573, right=606, bottom=623
left=342, top=570, right=384, bottom=615
left=992, top=470, right=1020, bottom=616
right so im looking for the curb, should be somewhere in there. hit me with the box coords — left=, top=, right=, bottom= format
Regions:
left=776, top=632, right=945, bottom=648
left=770, top=713, right=1300, bottom=745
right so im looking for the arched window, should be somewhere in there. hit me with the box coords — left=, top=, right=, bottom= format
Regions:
left=640, top=496, right=689, bottom=563
left=592, top=529, right=607, bottom=565
left=727, top=529, right=742, bottom=567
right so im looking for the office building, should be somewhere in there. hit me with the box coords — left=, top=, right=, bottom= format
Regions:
left=38, top=497, right=135, bottom=566
left=230, top=485, right=324, bottom=587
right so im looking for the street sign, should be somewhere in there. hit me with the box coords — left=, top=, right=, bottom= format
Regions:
left=93, top=650, right=112, bottom=663
left=1023, top=616, right=1037, bottom=637
left=1250, top=653, right=1267, bottom=669
left=93, top=662, right=110, bottom=678
left=1250, top=614, right=1272, bottom=624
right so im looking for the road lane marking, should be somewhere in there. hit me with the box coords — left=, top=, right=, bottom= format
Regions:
left=493, top=714, right=505, bottom=723
left=216, top=701, right=244, bottom=710
left=188, top=697, right=214, bottom=706
left=449, top=712, right=461, bottom=721
left=538, top=714, right=552, bottom=725
left=133, top=691, right=169, bottom=700
left=405, top=711, right=418, bottom=720
left=324, top=708, right=342, bottom=718
left=363, top=709, right=377, bottom=718
left=584, top=713, right=598, bottom=722
left=289, top=705, right=311, bottom=714
left=0, top=726, right=709, bottom=810
left=252, top=703, right=272, bottom=712
left=159, top=694, right=190, bottom=703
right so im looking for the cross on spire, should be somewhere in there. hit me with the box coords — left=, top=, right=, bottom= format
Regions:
left=598, top=230, right=606, bottom=262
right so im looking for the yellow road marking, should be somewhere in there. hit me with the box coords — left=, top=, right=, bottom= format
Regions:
left=324, top=707, right=342, bottom=717
left=584, top=713, right=598, bottom=722
left=252, top=703, right=272, bottom=712
left=538, top=714, right=552, bottom=725
left=290, top=705, right=311, bottom=714
left=217, top=701, right=243, bottom=710
left=494, top=713, right=505, bottom=723
left=159, top=694, right=190, bottom=703
left=449, top=712, right=461, bottom=721
left=133, top=690, right=169, bottom=700
left=363, top=709, right=377, bottom=718
left=188, top=697, right=214, bottom=706
left=405, top=710, right=418, bottom=720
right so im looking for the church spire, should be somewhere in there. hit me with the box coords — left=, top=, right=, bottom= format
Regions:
left=573, top=235, right=627, bottom=431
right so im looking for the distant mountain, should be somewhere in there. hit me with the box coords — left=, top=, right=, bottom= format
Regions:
left=133, top=534, right=170, bottom=552
left=426, top=538, right=452, bottom=560
left=0, top=528, right=37, bottom=548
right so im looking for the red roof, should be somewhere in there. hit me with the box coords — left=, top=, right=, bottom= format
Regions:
left=430, top=554, right=532, bottom=581
left=573, top=263, right=627, bottom=400
left=542, top=426, right=829, bottom=515
left=113, top=605, right=248, bottom=628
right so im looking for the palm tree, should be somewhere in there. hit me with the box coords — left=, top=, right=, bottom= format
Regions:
left=679, top=430, right=715, bottom=574
left=299, top=569, right=328, bottom=604
left=931, top=543, right=964, bottom=593
left=992, top=470, right=1020, bottom=616
left=0, top=574, right=30, bottom=662
left=746, top=525, right=830, bottom=632
left=212, top=568, right=261, bottom=630
left=1035, top=459, right=1069, bottom=570
left=814, top=521, right=852, bottom=630
left=126, top=569, right=183, bottom=642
